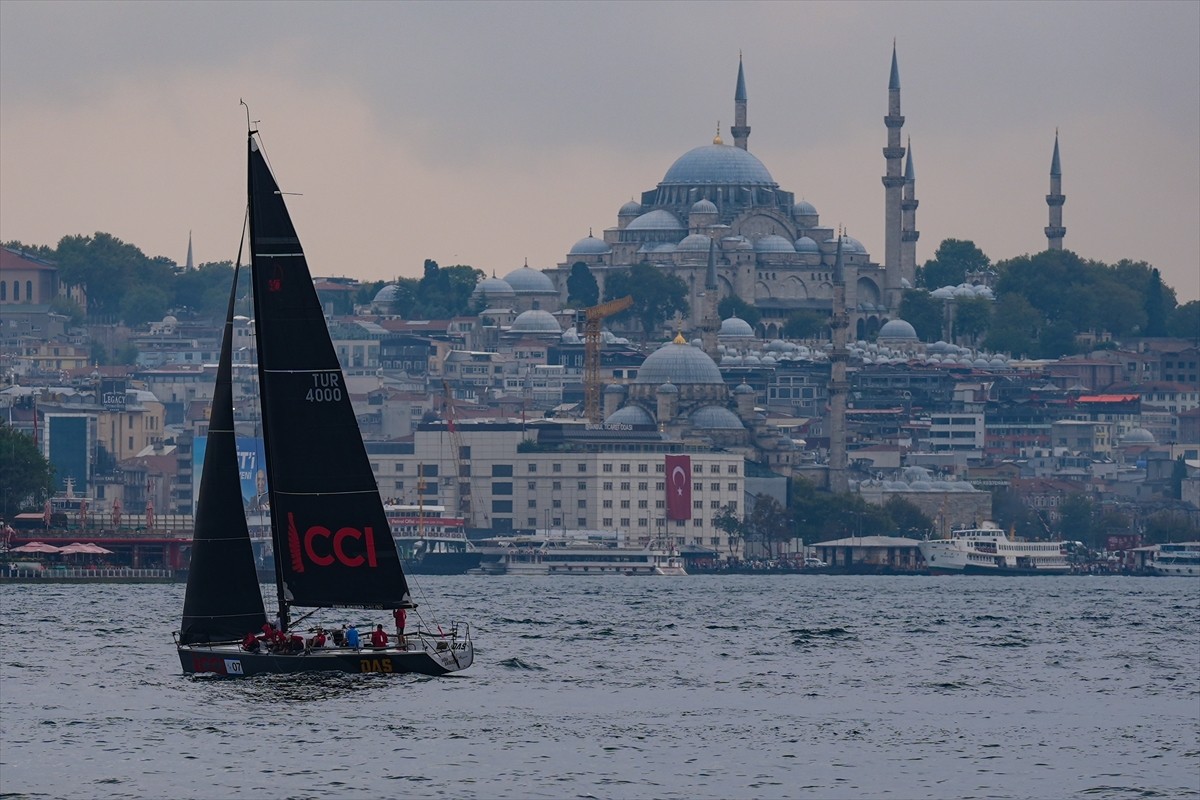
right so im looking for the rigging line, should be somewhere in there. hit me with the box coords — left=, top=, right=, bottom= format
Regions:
left=261, top=368, right=342, bottom=374
left=272, top=489, right=380, bottom=497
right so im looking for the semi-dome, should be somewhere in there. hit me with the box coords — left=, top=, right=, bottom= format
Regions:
left=690, top=198, right=718, bottom=214
left=627, top=209, right=684, bottom=231
left=793, top=200, right=818, bottom=217
left=568, top=235, right=611, bottom=256
left=724, top=236, right=753, bottom=251
left=691, top=406, right=745, bottom=430
left=878, top=319, right=919, bottom=342
left=634, top=340, right=724, bottom=386
left=719, top=316, right=755, bottom=338
left=605, top=405, right=656, bottom=427
left=618, top=200, right=643, bottom=217
left=373, top=284, right=401, bottom=303
left=661, top=143, right=777, bottom=186
left=503, top=265, right=556, bottom=293
left=677, top=233, right=713, bottom=251
left=794, top=236, right=820, bottom=253
left=510, top=309, right=562, bottom=334
left=842, top=235, right=866, bottom=253
left=657, top=381, right=679, bottom=395
left=754, top=235, right=795, bottom=253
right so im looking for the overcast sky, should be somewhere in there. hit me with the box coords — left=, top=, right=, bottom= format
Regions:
left=2, top=1, right=1197, bottom=302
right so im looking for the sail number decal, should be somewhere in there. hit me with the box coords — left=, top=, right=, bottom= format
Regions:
left=305, top=372, right=343, bottom=403
left=360, top=658, right=394, bottom=673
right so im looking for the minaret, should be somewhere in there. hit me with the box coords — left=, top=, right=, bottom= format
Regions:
left=1045, top=131, right=1066, bottom=250
left=701, top=237, right=720, bottom=359
left=185, top=230, right=194, bottom=270
left=731, top=53, right=750, bottom=151
left=882, top=42, right=906, bottom=296
left=827, top=233, right=849, bottom=494
left=900, top=138, right=919, bottom=286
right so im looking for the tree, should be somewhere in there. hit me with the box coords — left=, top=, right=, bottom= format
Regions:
left=172, top=261, right=236, bottom=319
left=1166, top=300, right=1199, bottom=341
left=0, top=424, right=55, bottom=520
left=883, top=496, right=933, bottom=537
left=991, top=487, right=1039, bottom=539
left=120, top=285, right=171, bottom=328
left=952, top=296, right=992, bottom=345
left=784, top=310, right=825, bottom=339
left=566, top=262, right=599, bottom=308
left=718, top=296, right=761, bottom=327
left=1142, top=507, right=1200, bottom=544
left=919, top=238, right=990, bottom=289
left=714, top=504, right=744, bottom=557
left=897, top=289, right=942, bottom=342
left=603, top=263, right=689, bottom=342
left=1058, top=494, right=1095, bottom=547
left=745, top=494, right=793, bottom=558
left=1144, top=268, right=1169, bottom=337
left=984, top=294, right=1040, bottom=356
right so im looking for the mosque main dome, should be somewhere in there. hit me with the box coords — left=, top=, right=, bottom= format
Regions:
left=661, top=143, right=777, bottom=187
left=634, top=340, right=724, bottom=386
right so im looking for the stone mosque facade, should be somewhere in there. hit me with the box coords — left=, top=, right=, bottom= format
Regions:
left=540, top=51, right=920, bottom=342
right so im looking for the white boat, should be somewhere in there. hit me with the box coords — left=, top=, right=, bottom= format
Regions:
left=476, top=533, right=687, bottom=576
left=1148, top=542, right=1200, bottom=576
left=384, top=504, right=482, bottom=575
left=919, top=524, right=1070, bottom=574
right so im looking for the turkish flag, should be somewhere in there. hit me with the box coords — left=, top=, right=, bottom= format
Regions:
left=665, top=455, right=692, bottom=521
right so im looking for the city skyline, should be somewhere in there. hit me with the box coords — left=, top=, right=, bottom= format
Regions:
left=1, top=1, right=1197, bottom=303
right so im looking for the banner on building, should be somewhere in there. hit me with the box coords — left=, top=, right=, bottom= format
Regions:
left=665, top=454, right=692, bottom=521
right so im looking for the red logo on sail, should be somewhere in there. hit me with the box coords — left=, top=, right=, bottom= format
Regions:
left=665, top=455, right=692, bottom=521
left=286, top=512, right=379, bottom=573
left=268, top=264, right=283, bottom=292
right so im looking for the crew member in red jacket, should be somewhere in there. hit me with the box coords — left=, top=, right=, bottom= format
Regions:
left=370, top=624, right=390, bottom=649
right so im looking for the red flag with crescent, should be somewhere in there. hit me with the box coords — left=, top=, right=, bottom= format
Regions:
left=665, top=455, right=692, bottom=521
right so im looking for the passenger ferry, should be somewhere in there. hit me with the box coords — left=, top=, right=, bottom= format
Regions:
left=475, top=533, right=687, bottom=576
left=919, top=523, right=1070, bottom=574
left=385, top=504, right=482, bottom=575
left=1148, top=542, right=1200, bottom=576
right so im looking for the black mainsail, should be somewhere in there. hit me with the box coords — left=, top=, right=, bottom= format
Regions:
left=246, top=134, right=412, bottom=623
left=179, top=265, right=268, bottom=644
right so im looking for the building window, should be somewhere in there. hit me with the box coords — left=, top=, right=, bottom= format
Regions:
left=491, top=500, right=512, bottom=513
left=693, top=482, right=701, bottom=491
left=528, top=463, right=537, bottom=473
left=603, top=481, right=613, bottom=491
left=577, top=499, right=586, bottom=508
left=620, top=518, right=630, bottom=527
left=620, top=482, right=630, bottom=491
left=528, top=481, right=536, bottom=490
left=553, top=463, right=562, bottom=473
left=655, top=463, right=664, bottom=473
left=709, top=464, right=719, bottom=474
left=711, top=500, right=721, bottom=509
left=638, top=482, right=648, bottom=490
left=710, top=483, right=720, bottom=491
left=577, top=481, right=586, bottom=490
left=492, top=464, right=513, bottom=477
left=693, top=500, right=703, bottom=509
left=394, top=480, right=404, bottom=490
left=492, top=482, right=513, bottom=495
left=603, top=518, right=613, bottom=527
left=620, top=500, right=630, bottom=509
left=603, top=463, right=613, bottom=473
left=638, top=500, right=648, bottom=509
left=638, top=464, right=648, bottom=473
left=656, top=482, right=664, bottom=491
left=528, top=499, right=537, bottom=508
left=728, top=464, right=738, bottom=474
left=638, top=518, right=648, bottom=527
left=603, top=500, right=612, bottom=508
left=552, top=500, right=561, bottom=508
left=577, top=463, right=586, bottom=473
left=620, top=464, right=630, bottom=473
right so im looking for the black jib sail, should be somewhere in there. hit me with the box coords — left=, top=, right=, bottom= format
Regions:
left=180, top=265, right=268, bottom=644
left=247, top=135, right=412, bottom=613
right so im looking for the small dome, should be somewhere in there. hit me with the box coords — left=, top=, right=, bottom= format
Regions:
left=734, top=382, right=755, bottom=395
left=568, top=235, right=611, bottom=256
left=472, top=276, right=516, bottom=298
left=724, top=236, right=754, bottom=251
left=878, top=319, right=919, bottom=342
left=690, top=198, right=718, bottom=215
left=793, top=200, right=818, bottom=217
left=618, top=200, right=643, bottom=217
left=162, top=314, right=178, bottom=325
left=931, top=286, right=955, bottom=300
left=603, top=383, right=627, bottom=395
left=842, top=235, right=866, bottom=253
left=634, top=340, right=724, bottom=386
left=754, top=235, right=796, bottom=253
left=627, top=209, right=684, bottom=231
left=657, top=382, right=679, bottom=395
left=605, top=405, right=656, bottom=427
left=510, top=309, right=562, bottom=334
left=743, top=354, right=762, bottom=366
left=503, top=266, right=556, bottom=293
left=661, top=144, right=777, bottom=186
left=677, top=233, right=713, bottom=251
left=1122, top=428, right=1155, bottom=445
left=691, top=406, right=745, bottom=430
left=374, top=284, right=401, bottom=303
left=794, top=236, right=820, bottom=253
left=719, top=316, right=755, bottom=338
left=638, top=242, right=678, bottom=255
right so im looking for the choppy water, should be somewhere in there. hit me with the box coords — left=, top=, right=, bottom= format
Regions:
left=1, top=575, right=1197, bottom=800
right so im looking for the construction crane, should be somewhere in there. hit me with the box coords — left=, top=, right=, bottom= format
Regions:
left=578, top=295, right=633, bottom=423
left=441, top=379, right=478, bottom=531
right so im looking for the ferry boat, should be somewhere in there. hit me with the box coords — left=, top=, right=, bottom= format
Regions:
left=476, top=533, right=687, bottom=576
left=1148, top=542, right=1200, bottom=576
left=385, top=504, right=483, bottom=575
left=919, top=524, right=1070, bottom=574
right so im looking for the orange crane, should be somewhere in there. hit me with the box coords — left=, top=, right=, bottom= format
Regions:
left=578, top=295, right=633, bottom=423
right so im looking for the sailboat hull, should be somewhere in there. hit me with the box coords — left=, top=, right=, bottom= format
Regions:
left=178, top=639, right=473, bottom=678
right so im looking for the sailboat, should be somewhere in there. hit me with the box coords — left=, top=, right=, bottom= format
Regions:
left=175, top=128, right=473, bottom=677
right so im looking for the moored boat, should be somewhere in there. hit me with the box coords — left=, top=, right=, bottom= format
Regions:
left=1148, top=542, right=1200, bottom=576
left=476, top=533, right=687, bottom=576
left=176, top=124, right=472, bottom=677
left=385, top=504, right=483, bottom=575
left=919, top=524, right=1070, bottom=574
